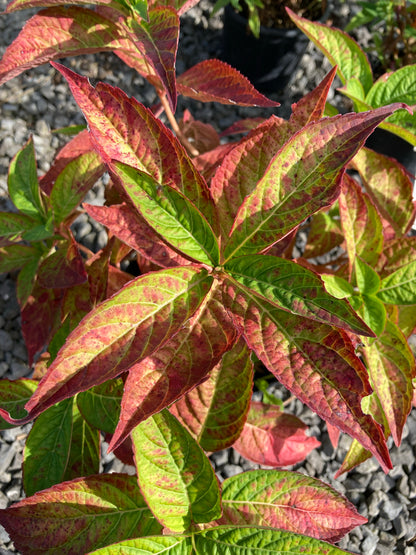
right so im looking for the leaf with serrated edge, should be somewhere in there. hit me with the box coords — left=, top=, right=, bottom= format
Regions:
left=378, top=259, right=416, bottom=305
left=0, top=474, right=162, bottom=555
left=5, top=0, right=113, bottom=12
left=351, top=147, right=416, bottom=235
left=110, top=161, right=220, bottom=266
left=123, top=7, right=178, bottom=111
left=219, top=469, right=366, bottom=542
left=89, top=536, right=189, bottom=554
left=77, top=378, right=123, bottom=434
left=233, top=402, right=320, bottom=467
left=177, top=59, right=279, bottom=107
left=170, top=336, right=253, bottom=452
left=109, top=282, right=236, bottom=450
left=362, top=320, right=415, bottom=446
left=222, top=278, right=391, bottom=472
left=339, top=173, right=383, bottom=274
left=0, top=267, right=212, bottom=427
left=23, top=398, right=73, bottom=496
left=0, top=380, right=37, bottom=430
left=0, top=7, right=128, bottom=86
left=288, top=9, right=373, bottom=94
left=224, top=254, right=373, bottom=336
left=52, top=63, right=217, bottom=229
left=131, top=409, right=221, bottom=532
left=376, top=237, right=416, bottom=278
left=223, top=105, right=407, bottom=261
left=85, top=203, right=189, bottom=268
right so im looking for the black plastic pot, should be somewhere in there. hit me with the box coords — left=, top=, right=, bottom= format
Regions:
left=221, top=5, right=310, bottom=92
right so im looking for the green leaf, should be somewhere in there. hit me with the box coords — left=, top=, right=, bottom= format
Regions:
left=0, top=379, right=38, bottom=430
left=354, top=257, right=380, bottom=294
left=77, top=378, right=123, bottom=434
left=288, top=9, right=373, bottom=94
left=0, top=212, right=35, bottom=240
left=0, top=244, right=39, bottom=274
left=224, top=255, right=373, bottom=336
left=16, top=254, right=43, bottom=307
left=23, top=398, right=73, bottom=496
left=360, top=294, right=387, bottom=336
left=8, top=137, right=45, bottom=219
left=378, top=259, right=416, bottom=305
left=321, top=274, right=354, bottom=299
left=131, top=409, right=221, bottom=532
left=89, top=536, right=189, bottom=554
left=110, top=161, right=220, bottom=266
left=22, top=213, right=55, bottom=241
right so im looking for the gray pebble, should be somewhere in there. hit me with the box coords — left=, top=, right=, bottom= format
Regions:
left=9, top=361, right=28, bottom=379
left=0, top=331, right=13, bottom=352
left=5, top=483, right=21, bottom=502
left=361, top=531, right=378, bottom=555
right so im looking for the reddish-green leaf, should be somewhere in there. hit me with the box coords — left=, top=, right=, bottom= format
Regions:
left=0, top=7, right=126, bottom=86
left=4, top=0, right=113, bottom=12
left=85, top=203, right=188, bottom=268
left=177, top=59, right=279, bottom=107
left=376, top=237, right=416, bottom=278
left=147, top=0, right=200, bottom=15
left=303, top=208, right=344, bottom=259
left=23, top=398, right=74, bottom=496
left=0, top=379, right=37, bottom=430
left=0, top=267, right=212, bottom=426
left=170, top=336, right=253, bottom=452
left=0, top=244, right=39, bottom=273
left=222, top=279, right=392, bottom=472
left=339, top=173, right=383, bottom=273
left=223, top=105, right=408, bottom=261
left=109, top=161, right=220, bottom=266
left=219, top=469, right=367, bottom=542
left=0, top=474, right=162, bottom=555
left=131, top=409, right=221, bottom=532
left=224, top=254, right=373, bottom=336
left=109, top=283, right=236, bottom=450
left=77, top=378, right=123, bottom=434
left=0, top=212, right=36, bottom=241
left=352, top=147, right=416, bottom=235
left=123, top=7, right=178, bottom=111
left=288, top=9, right=373, bottom=94
left=362, top=320, right=415, bottom=446
left=233, top=402, right=320, bottom=467
left=378, top=259, right=416, bottom=305
left=37, top=239, right=88, bottom=289
left=52, top=63, right=216, bottom=228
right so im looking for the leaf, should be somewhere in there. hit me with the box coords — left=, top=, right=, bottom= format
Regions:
left=37, top=240, right=88, bottom=289
left=303, top=208, right=344, bottom=259
left=0, top=267, right=212, bottom=426
left=378, top=259, right=416, bottom=305
left=354, top=257, right=380, bottom=294
left=63, top=401, right=100, bottom=480
left=339, top=173, right=383, bottom=273
left=288, top=9, right=373, bottom=94
left=376, top=237, right=416, bottom=278
left=0, top=244, right=39, bottom=273
left=233, top=402, right=320, bottom=467
left=362, top=319, right=415, bottom=446
left=177, top=59, right=279, bottom=107
left=320, top=274, right=354, bottom=299
left=289, top=66, right=338, bottom=128
left=131, top=409, right=221, bottom=532
left=123, top=7, right=179, bottom=111
left=52, top=63, right=216, bottom=228
left=224, top=254, right=373, bottom=336
left=359, top=294, right=387, bottom=337
left=351, top=147, right=416, bottom=235
left=85, top=203, right=189, bottom=268
left=4, top=0, right=114, bottom=12
left=0, top=7, right=126, bottom=86
left=219, top=469, right=367, bottom=542
left=50, top=151, right=105, bottom=224
left=109, top=161, right=220, bottom=266
left=23, top=398, right=74, bottom=496
left=0, top=212, right=36, bottom=241
left=8, top=137, right=44, bottom=218
left=0, top=379, right=37, bottom=430
left=223, top=105, right=407, bottom=261
left=109, top=282, right=236, bottom=450
left=148, top=0, right=200, bottom=16
left=89, top=527, right=353, bottom=554
left=222, top=278, right=392, bottom=473
left=170, top=336, right=253, bottom=452
left=0, top=474, right=162, bottom=555
left=77, top=378, right=124, bottom=434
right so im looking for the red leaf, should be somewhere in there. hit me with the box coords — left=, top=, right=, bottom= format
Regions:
left=0, top=7, right=124, bottom=85
left=53, top=63, right=217, bottom=229
left=84, top=203, right=189, bottom=268
left=109, top=283, right=237, bottom=450
left=0, top=267, right=212, bottom=426
left=233, top=401, right=320, bottom=467
left=170, top=336, right=253, bottom=452
left=192, top=143, right=236, bottom=183
left=5, top=0, right=113, bottom=12
left=220, top=117, right=267, bottom=137
left=148, top=0, right=200, bottom=15
left=177, top=59, right=279, bottom=107
left=37, top=238, right=87, bottom=289
left=222, top=279, right=392, bottom=473
left=179, top=109, right=220, bottom=154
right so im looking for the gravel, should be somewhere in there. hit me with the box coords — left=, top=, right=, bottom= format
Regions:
left=1, top=1, right=416, bottom=554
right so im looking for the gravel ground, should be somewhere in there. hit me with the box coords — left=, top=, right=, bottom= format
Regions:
left=0, top=1, right=416, bottom=554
